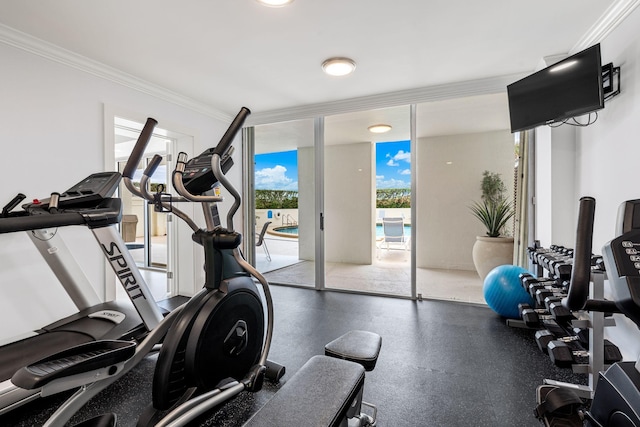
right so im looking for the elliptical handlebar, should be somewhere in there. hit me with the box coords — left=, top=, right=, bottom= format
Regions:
left=172, top=107, right=250, bottom=230
left=138, top=154, right=163, bottom=202
left=122, top=118, right=158, bottom=179
left=562, top=197, right=620, bottom=313
left=561, top=197, right=623, bottom=315
left=563, top=196, right=596, bottom=311
left=122, top=118, right=158, bottom=200
left=213, top=107, right=250, bottom=157
left=144, top=154, right=163, bottom=178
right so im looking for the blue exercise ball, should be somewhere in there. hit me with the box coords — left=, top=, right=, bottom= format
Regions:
left=483, top=265, right=534, bottom=319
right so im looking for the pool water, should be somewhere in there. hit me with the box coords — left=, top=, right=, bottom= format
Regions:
left=274, top=226, right=299, bottom=235
left=273, top=225, right=411, bottom=237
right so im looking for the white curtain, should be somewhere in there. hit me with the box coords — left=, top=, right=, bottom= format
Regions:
left=513, top=130, right=534, bottom=267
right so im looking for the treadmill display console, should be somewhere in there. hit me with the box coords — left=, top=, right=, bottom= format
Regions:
left=27, top=172, right=121, bottom=209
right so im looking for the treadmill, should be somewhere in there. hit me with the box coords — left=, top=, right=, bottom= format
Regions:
left=0, top=171, right=164, bottom=414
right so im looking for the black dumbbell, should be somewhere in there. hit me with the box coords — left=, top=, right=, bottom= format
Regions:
left=547, top=339, right=622, bottom=368
left=535, top=328, right=588, bottom=354
left=543, top=295, right=563, bottom=311
left=523, top=302, right=574, bottom=329
left=553, top=262, right=573, bottom=281
left=528, top=280, right=560, bottom=301
left=535, top=287, right=566, bottom=306
left=520, top=305, right=552, bottom=328
left=547, top=301, right=574, bottom=322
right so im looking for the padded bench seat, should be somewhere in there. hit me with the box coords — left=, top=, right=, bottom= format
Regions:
left=243, top=355, right=365, bottom=427
left=324, top=330, right=382, bottom=371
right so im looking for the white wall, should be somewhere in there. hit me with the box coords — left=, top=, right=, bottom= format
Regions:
left=534, top=125, right=578, bottom=248
left=324, top=142, right=374, bottom=264
left=416, top=130, right=515, bottom=270
left=298, top=146, right=315, bottom=260
left=0, top=43, right=233, bottom=342
left=533, top=7, right=640, bottom=360
left=571, top=6, right=640, bottom=360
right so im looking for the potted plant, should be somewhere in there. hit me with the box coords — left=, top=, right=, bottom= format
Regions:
left=470, top=171, right=515, bottom=280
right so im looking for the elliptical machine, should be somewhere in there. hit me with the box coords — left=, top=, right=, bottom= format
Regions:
left=127, top=108, right=279, bottom=423
left=535, top=197, right=640, bottom=426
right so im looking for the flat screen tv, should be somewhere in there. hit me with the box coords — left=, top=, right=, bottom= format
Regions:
left=507, top=44, right=604, bottom=133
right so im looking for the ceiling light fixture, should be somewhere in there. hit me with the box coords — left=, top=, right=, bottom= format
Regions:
left=256, top=0, right=294, bottom=7
left=368, top=124, right=392, bottom=133
left=322, top=57, right=356, bottom=77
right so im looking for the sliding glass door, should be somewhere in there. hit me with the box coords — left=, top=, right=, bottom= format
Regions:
left=245, top=91, right=517, bottom=304
left=251, top=119, right=316, bottom=288
left=414, top=93, right=516, bottom=303
left=323, top=106, right=412, bottom=297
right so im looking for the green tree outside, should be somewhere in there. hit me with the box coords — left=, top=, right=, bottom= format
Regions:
left=376, top=188, right=411, bottom=208
left=255, top=190, right=299, bottom=209
left=256, top=188, right=411, bottom=209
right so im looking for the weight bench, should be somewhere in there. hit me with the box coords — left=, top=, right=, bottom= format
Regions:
left=244, top=330, right=382, bottom=427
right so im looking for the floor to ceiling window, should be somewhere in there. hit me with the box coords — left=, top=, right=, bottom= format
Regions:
left=245, top=91, right=518, bottom=303
left=251, top=118, right=316, bottom=288
left=415, top=93, right=516, bottom=303
left=323, top=106, right=412, bottom=297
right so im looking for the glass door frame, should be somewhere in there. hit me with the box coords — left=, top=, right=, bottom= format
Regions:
left=117, top=155, right=169, bottom=272
left=243, top=110, right=418, bottom=299
left=115, top=133, right=171, bottom=273
left=314, top=117, right=325, bottom=291
left=409, top=104, right=417, bottom=299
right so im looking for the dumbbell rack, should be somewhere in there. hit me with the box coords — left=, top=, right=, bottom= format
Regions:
left=543, top=270, right=616, bottom=399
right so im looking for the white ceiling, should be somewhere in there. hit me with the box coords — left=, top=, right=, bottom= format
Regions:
left=0, top=0, right=630, bottom=141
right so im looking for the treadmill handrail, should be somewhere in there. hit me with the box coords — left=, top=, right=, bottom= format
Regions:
left=0, top=211, right=84, bottom=234
left=0, top=199, right=123, bottom=234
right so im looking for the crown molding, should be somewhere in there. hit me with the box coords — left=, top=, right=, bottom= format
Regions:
left=571, top=0, right=640, bottom=53
left=0, top=23, right=231, bottom=122
left=246, top=73, right=524, bottom=126
left=2, top=0, right=637, bottom=127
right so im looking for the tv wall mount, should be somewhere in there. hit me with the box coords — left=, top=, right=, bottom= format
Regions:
left=603, top=62, right=621, bottom=101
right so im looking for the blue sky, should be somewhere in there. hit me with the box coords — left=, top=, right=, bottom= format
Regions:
left=375, top=140, right=411, bottom=189
left=254, top=149, right=299, bottom=191
left=254, top=140, right=411, bottom=191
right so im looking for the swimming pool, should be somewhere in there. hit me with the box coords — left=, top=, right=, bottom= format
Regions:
left=268, top=224, right=411, bottom=238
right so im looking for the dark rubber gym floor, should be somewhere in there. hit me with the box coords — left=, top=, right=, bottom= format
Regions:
left=1, top=285, right=585, bottom=426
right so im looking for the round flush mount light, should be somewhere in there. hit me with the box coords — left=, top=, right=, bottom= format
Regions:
left=256, top=0, right=294, bottom=7
left=368, top=124, right=392, bottom=133
left=322, top=57, right=356, bottom=76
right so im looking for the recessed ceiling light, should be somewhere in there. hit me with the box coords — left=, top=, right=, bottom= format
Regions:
left=368, top=124, right=392, bottom=133
left=256, top=0, right=294, bottom=7
left=322, top=57, right=356, bottom=77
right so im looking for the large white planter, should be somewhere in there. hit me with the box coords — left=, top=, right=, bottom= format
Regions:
left=472, top=236, right=515, bottom=281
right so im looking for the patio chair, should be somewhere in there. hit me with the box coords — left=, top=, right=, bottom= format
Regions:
left=256, top=221, right=272, bottom=261
left=382, top=217, right=409, bottom=251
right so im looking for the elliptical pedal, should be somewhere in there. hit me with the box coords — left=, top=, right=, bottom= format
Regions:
left=535, top=385, right=584, bottom=427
